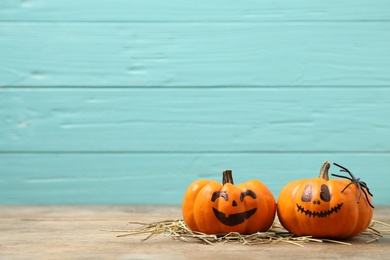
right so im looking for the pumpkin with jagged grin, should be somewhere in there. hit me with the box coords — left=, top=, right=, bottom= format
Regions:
left=276, top=161, right=374, bottom=239
left=182, top=170, right=276, bottom=235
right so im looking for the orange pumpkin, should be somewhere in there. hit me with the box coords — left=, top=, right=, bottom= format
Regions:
left=277, top=161, right=374, bottom=239
left=182, top=170, right=276, bottom=234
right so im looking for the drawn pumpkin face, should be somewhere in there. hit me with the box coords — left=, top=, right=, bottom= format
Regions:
left=211, top=188, right=258, bottom=226
left=277, top=161, right=374, bottom=239
left=296, top=183, right=343, bottom=218
left=182, top=170, right=276, bottom=235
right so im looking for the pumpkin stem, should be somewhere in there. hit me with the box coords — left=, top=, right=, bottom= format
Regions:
left=319, top=161, right=331, bottom=181
left=222, top=170, right=234, bottom=185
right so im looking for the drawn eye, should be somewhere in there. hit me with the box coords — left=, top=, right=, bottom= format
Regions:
left=240, top=190, right=257, bottom=202
left=301, top=184, right=313, bottom=202
left=211, top=191, right=228, bottom=202
left=320, top=184, right=332, bottom=202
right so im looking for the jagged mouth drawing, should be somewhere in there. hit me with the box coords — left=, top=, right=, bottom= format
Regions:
left=212, top=207, right=257, bottom=226
left=296, top=203, right=343, bottom=218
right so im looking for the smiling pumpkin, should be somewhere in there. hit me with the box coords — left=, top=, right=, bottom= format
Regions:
left=277, top=161, right=374, bottom=239
left=211, top=189, right=258, bottom=226
left=182, top=170, right=276, bottom=235
left=296, top=183, right=344, bottom=218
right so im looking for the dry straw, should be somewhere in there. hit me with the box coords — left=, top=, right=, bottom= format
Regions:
left=107, top=219, right=390, bottom=247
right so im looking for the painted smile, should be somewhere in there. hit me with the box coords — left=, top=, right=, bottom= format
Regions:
left=296, top=203, right=343, bottom=218
left=212, top=207, right=257, bottom=226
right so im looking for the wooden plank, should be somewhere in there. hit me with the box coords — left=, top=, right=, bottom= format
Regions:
left=0, top=153, right=388, bottom=205
left=1, top=0, right=389, bottom=22
left=1, top=87, right=389, bottom=152
left=1, top=22, right=390, bottom=87
left=1, top=206, right=390, bottom=259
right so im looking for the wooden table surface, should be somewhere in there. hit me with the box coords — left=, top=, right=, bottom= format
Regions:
left=1, top=205, right=390, bottom=259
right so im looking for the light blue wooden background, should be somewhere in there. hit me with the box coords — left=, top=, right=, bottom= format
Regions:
left=1, top=1, right=389, bottom=205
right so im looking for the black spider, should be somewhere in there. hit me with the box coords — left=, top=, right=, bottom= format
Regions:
left=331, top=163, right=374, bottom=209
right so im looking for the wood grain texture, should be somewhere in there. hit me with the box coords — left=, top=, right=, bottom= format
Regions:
left=0, top=154, right=388, bottom=204
left=1, top=88, right=389, bottom=152
left=1, top=206, right=389, bottom=259
left=1, top=0, right=389, bottom=22
left=0, top=1, right=389, bottom=205
left=1, top=22, right=390, bottom=87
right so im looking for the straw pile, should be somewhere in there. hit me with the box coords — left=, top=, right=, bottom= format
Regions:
left=108, top=219, right=390, bottom=247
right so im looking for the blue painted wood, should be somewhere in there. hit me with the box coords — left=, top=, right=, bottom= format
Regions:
left=0, top=1, right=389, bottom=205
left=1, top=88, right=390, bottom=152
left=1, top=0, right=389, bottom=21
left=0, top=153, right=388, bottom=205
left=1, top=22, right=390, bottom=87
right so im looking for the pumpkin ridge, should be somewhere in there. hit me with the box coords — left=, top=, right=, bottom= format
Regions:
left=183, top=170, right=276, bottom=234
left=276, top=161, right=374, bottom=239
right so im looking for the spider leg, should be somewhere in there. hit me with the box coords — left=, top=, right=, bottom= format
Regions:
left=333, top=163, right=357, bottom=180
left=333, top=163, right=348, bottom=171
left=331, top=173, right=352, bottom=181
left=332, top=162, right=374, bottom=209
left=341, top=181, right=354, bottom=193
left=356, top=182, right=362, bottom=203
left=365, top=187, right=373, bottom=197
left=360, top=182, right=373, bottom=196
left=361, top=188, right=375, bottom=208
